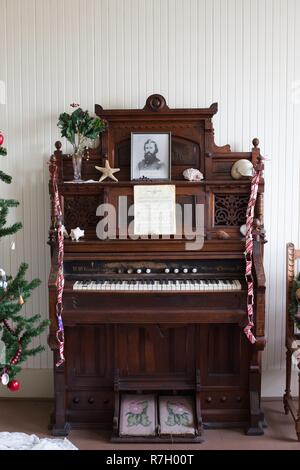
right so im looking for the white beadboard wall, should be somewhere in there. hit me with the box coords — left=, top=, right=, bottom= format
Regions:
left=0, top=0, right=300, bottom=391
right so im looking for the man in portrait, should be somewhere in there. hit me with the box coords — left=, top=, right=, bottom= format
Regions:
left=138, top=139, right=165, bottom=172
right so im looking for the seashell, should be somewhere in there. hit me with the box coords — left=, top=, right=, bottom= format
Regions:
left=70, top=227, right=85, bottom=242
left=216, top=230, right=230, bottom=240
left=231, top=159, right=254, bottom=179
left=183, top=168, right=204, bottom=182
left=240, top=224, right=247, bottom=237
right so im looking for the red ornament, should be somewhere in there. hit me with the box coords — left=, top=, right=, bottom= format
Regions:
left=0, top=132, right=4, bottom=146
left=7, top=379, right=20, bottom=392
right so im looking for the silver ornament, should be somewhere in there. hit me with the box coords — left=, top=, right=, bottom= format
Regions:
left=1, top=373, right=9, bottom=386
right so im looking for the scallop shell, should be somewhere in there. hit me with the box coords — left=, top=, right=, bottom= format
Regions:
left=183, top=168, right=204, bottom=182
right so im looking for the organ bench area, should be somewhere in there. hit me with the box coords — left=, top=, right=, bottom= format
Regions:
left=48, top=94, right=266, bottom=442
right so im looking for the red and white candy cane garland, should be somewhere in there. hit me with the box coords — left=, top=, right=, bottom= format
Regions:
left=50, top=162, right=65, bottom=367
left=244, top=158, right=264, bottom=344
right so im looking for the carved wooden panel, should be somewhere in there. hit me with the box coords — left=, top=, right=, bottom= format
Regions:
left=114, top=137, right=201, bottom=181
left=63, top=196, right=101, bottom=233
left=207, top=324, right=240, bottom=375
left=171, top=137, right=200, bottom=167
left=66, top=325, right=114, bottom=388
left=214, top=194, right=248, bottom=226
left=115, top=324, right=196, bottom=378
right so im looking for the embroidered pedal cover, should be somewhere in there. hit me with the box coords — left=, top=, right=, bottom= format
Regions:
left=159, top=395, right=196, bottom=436
left=119, top=394, right=156, bottom=436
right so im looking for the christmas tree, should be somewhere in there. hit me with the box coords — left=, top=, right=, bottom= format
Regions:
left=0, top=131, right=49, bottom=391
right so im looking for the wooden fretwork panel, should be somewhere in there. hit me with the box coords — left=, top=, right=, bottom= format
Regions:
left=214, top=194, right=248, bottom=226
left=115, top=324, right=196, bottom=377
left=63, top=196, right=102, bottom=235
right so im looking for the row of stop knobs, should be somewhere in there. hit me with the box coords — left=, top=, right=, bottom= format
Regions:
left=118, top=268, right=199, bottom=274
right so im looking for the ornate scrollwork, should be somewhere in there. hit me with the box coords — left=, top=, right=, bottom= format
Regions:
left=64, top=196, right=100, bottom=231
left=214, top=194, right=248, bottom=226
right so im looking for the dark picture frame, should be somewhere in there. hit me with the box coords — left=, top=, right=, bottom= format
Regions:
left=131, top=132, right=171, bottom=180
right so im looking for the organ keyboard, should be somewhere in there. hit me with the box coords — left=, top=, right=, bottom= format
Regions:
left=73, top=279, right=242, bottom=291
left=48, top=95, right=266, bottom=441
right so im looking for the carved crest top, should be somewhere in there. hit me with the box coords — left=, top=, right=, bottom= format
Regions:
left=95, top=94, right=218, bottom=117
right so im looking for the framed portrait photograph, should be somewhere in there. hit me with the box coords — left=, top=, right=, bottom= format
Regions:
left=131, top=132, right=171, bottom=180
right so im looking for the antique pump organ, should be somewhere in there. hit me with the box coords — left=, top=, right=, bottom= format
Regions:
left=48, top=95, right=266, bottom=441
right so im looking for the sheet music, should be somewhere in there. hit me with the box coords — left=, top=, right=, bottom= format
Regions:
left=134, top=185, right=176, bottom=236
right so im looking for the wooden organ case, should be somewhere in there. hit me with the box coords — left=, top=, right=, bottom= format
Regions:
left=48, top=95, right=266, bottom=441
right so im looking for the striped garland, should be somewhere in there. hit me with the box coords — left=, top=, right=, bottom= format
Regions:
left=50, top=163, right=65, bottom=367
left=244, top=159, right=264, bottom=344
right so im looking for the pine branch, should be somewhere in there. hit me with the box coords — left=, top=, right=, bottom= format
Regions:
left=0, top=146, right=7, bottom=156
left=0, top=170, right=11, bottom=184
left=0, top=199, right=21, bottom=238
left=0, top=199, right=19, bottom=207
left=0, top=222, right=22, bottom=238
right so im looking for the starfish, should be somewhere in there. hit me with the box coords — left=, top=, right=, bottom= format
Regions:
left=95, top=160, right=120, bottom=182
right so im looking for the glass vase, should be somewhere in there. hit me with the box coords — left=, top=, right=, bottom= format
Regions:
left=72, top=153, right=83, bottom=181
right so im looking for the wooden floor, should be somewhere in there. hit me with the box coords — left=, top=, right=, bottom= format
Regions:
left=0, top=399, right=300, bottom=450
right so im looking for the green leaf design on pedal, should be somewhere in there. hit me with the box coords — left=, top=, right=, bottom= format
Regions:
left=126, top=400, right=151, bottom=427
left=165, top=401, right=192, bottom=427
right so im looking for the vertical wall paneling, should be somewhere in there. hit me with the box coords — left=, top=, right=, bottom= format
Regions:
left=0, top=0, right=299, bottom=379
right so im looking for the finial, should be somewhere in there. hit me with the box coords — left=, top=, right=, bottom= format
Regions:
left=253, top=218, right=261, bottom=229
left=55, top=141, right=62, bottom=151
left=144, top=94, right=168, bottom=112
left=252, top=138, right=259, bottom=148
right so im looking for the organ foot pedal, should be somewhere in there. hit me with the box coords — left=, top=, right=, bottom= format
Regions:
left=112, top=369, right=204, bottom=443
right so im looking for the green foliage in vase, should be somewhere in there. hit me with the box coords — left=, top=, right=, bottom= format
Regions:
left=57, top=106, right=106, bottom=155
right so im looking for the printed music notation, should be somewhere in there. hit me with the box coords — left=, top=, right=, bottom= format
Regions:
left=133, top=185, right=176, bottom=236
